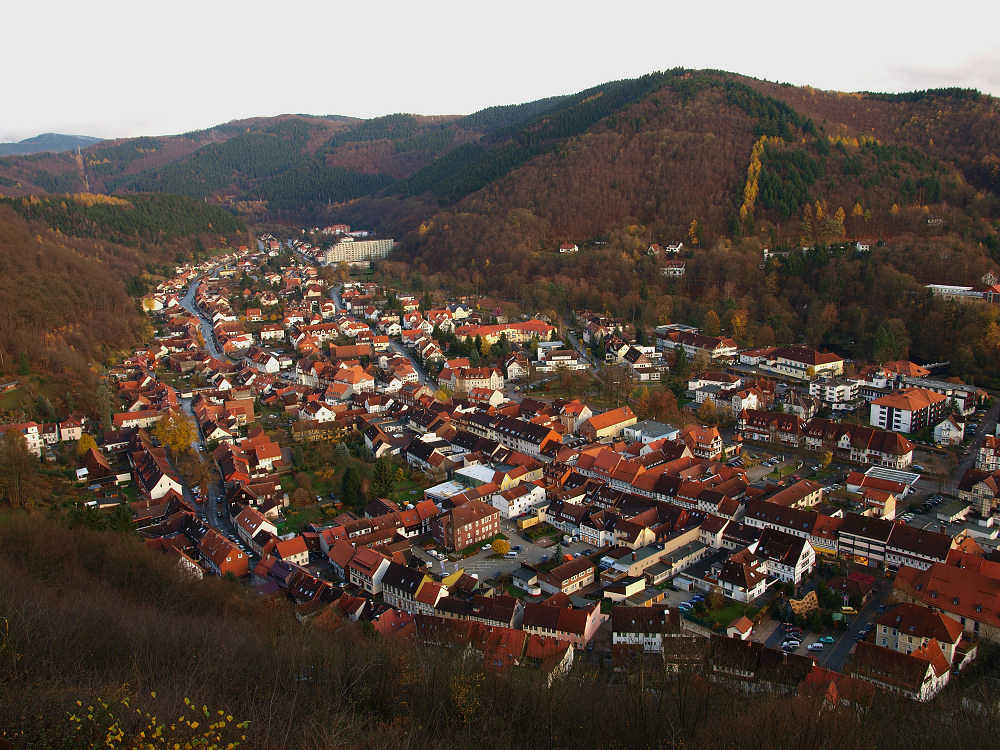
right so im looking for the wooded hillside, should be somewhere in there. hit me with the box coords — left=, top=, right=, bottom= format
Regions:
left=0, top=193, right=246, bottom=379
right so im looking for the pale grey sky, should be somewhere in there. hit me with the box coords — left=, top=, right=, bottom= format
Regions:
left=4, top=0, right=999, bottom=142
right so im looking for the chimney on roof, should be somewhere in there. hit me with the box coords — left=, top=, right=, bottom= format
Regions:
left=632, top=551, right=637, bottom=561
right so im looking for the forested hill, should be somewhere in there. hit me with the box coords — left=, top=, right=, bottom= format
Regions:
left=0, top=192, right=247, bottom=383
left=2, top=72, right=995, bottom=240
left=0, top=100, right=571, bottom=216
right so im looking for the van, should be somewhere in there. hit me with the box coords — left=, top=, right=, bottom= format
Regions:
left=841, top=606, right=858, bottom=616
left=504, top=551, right=517, bottom=559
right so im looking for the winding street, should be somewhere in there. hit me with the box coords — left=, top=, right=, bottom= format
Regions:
left=179, top=275, right=225, bottom=360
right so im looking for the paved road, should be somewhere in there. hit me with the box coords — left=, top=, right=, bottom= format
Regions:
left=950, top=399, right=1000, bottom=489
left=563, top=324, right=596, bottom=368
left=179, top=276, right=225, bottom=360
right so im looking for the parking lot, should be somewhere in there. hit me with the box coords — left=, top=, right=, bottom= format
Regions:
left=897, top=492, right=950, bottom=527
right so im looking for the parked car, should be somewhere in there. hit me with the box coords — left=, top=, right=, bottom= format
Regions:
left=513, top=545, right=522, bottom=552
left=819, top=636, right=835, bottom=644
left=481, top=544, right=492, bottom=551
left=807, top=643, right=825, bottom=652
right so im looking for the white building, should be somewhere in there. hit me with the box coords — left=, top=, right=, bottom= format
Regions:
left=324, top=237, right=394, bottom=265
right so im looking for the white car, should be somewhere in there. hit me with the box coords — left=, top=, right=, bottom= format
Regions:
left=807, top=643, right=825, bottom=652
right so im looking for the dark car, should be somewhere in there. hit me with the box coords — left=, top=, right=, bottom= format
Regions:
left=216, top=510, right=223, bottom=518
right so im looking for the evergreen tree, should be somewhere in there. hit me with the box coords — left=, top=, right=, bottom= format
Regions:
left=341, top=466, right=363, bottom=505
left=371, top=457, right=396, bottom=499
left=672, top=346, right=691, bottom=380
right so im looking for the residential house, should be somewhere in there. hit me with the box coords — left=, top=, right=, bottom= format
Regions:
left=536, top=556, right=596, bottom=596
left=348, top=547, right=392, bottom=594
left=611, top=605, right=682, bottom=656
left=522, top=599, right=604, bottom=649
left=580, top=406, right=638, bottom=441
left=848, top=640, right=950, bottom=702
left=874, top=602, right=966, bottom=666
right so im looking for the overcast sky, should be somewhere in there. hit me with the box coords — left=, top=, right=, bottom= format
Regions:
left=4, top=1, right=999, bottom=143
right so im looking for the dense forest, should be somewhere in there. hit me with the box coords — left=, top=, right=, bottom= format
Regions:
left=1, top=513, right=998, bottom=750
left=1, top=193, right=245, bottom=245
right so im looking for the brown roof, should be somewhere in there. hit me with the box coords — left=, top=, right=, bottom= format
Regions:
left=850, top=640, right=948, bottom=691
left=875, top=602, right=963, bottom=645
left=610, top=605, right=680, bottom=635
left=871, top=387, right=947, bottom=412
left=584, top=406, right=637, bottom=432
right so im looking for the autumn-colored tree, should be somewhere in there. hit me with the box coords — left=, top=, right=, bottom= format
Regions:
left=730, top=309, right=748, bottom=342
left=649, top=390, right=679, bottom=422
left=656, top=296, right=673, bottom=325
left=176, top=450, right=213, bottom=493
left=633, top=387, right=650, bottom=418
left=702, top=310, right=721, bottom=337
left=697, top=398, right=718, bottom=425
left=294, top=472, right=313, bottom=493
left=76, top=433, right=98, bottom=457
left=153, top=410, right=196, bottom=454
left=820, top=450, right=833, bottom=468
left=692, top=349, right=712, bottom=374
left=688, top=219, right=701, bottom=247
left=491, top=539, right=511, bottom=555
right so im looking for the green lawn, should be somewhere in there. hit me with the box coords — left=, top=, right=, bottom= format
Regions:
left=523, top=523, right=561, bottom=541
left=709, top=603, right=758, bottom=626
left=278, top=504, right=329, bottom=534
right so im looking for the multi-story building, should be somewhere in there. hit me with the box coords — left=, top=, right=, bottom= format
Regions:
left=347, top=547, right=392, bottom=594
left=611, top=606, right=682, bottom=654
left=432, top=499, right=501, bottom=551
left=874, top=602, right=965, bottom=665
left=870, top=388, right=948, bottom=433
left=323, top=237, right=394, bottom=264
left=766, top=347, right=844, bottom=381
left=809, top=376, right=861, bottom=411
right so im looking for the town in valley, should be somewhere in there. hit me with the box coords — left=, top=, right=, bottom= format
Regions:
left=7, top=221, right=1000, bottom=713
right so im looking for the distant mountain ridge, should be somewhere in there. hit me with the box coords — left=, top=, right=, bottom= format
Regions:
left=0, top=72, right=997, bottom=244
left=0, top=132, right=104, bottom=156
